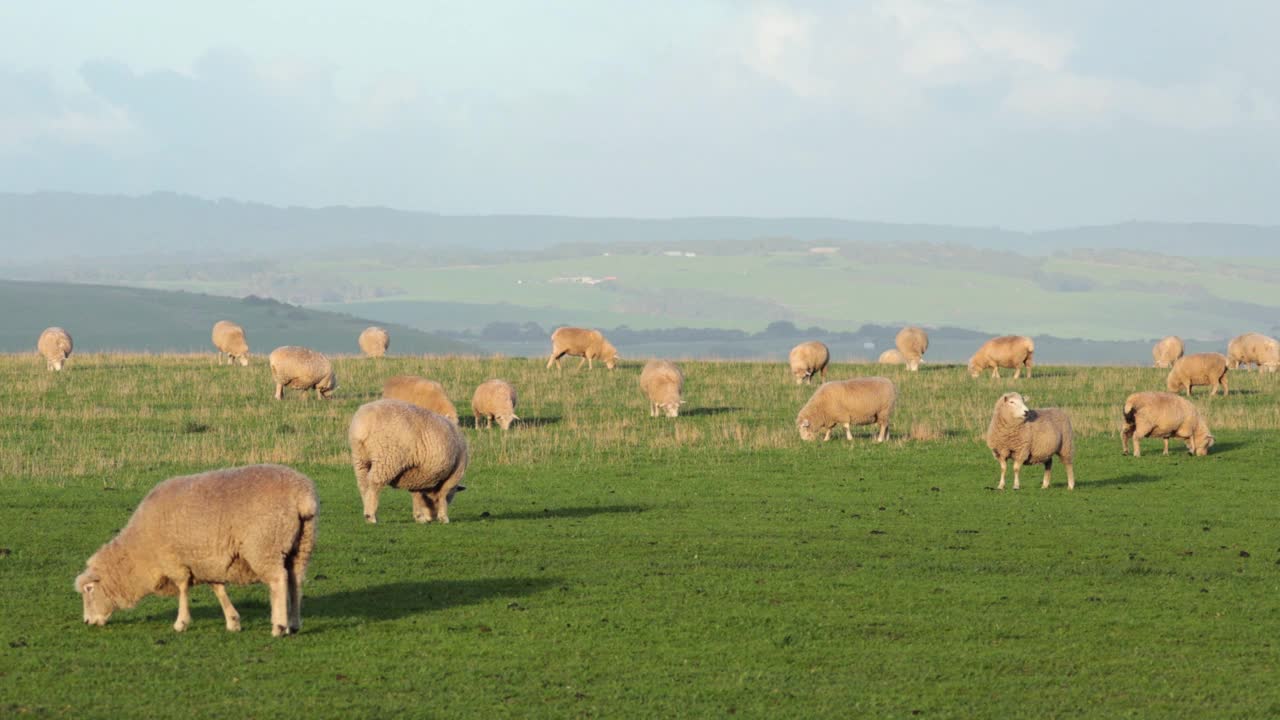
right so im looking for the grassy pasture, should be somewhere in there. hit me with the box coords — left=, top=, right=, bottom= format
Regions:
left=2, top=353, right=1279, bottom=717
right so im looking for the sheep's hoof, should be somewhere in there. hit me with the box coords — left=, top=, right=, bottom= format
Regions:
left=273, top=625, right=288, bottom=637
left=288, top=623, right=300, bottom=634
left=364, top=515, right=377, bottom=524
left=173, top=619, right=189, bottom=632
left=225, top=617, right=241, bottom=632
left=414, top=515, right=431, bottom=524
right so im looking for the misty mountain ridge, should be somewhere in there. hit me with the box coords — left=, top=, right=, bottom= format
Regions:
left=3, top=191, right=1279, bottom=263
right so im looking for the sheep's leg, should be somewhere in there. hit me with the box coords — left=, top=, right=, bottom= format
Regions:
left=1122, top=425, right=1134, bottom=455
left=1222, top=376, right=1229, bottom=396
left=355, top=463, right=383, bottom=524
left=1013, top=366, right=1022, bottom=379
left=267, top=572, right=290, bottom=637
left=820, top=366, right=826, bottom=382
left=1011, top=460, right=1023, bottom=490
left=1024, top=363, right=1032, bottom=379
left=996, top=456, right=1008, bottom=491
left=991, top=367, right=1000, bottom=379
left=876, top=419, right=889, bottom=443
left=844, top=423, right=853, bottom=441
left=210, top=583, right=241, bottom=632
left=411, top=491, right=434, bottom=523
left=822, top=428, right=832, bottom=441
left=1065, top=461, right=1075, bottom=490
left=1162, top=438, right=1170, bottom=455
left=274, top=382, right=284, bottom=400
left=577, top=356, right=587, bottom=370
left=1041, top=458, right=1053, bottom=489
left=286, top=565, right=302, bottom=634
left=173, top=575, right=192, bottom=632
left=429, top=488, right=453, bottom=525
left=650, top=402, right=658, bottom=417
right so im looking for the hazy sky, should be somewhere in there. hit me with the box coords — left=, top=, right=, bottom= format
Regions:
left=3, top=1, right=1279, bottom=228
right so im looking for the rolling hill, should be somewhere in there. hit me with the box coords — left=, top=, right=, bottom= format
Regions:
left=0, top=280, right=475, bottom=355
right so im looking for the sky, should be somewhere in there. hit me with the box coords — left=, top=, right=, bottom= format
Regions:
left=2, top=1, right=1279, bottom=229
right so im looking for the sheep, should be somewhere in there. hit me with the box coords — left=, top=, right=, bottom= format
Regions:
left=985, top=392, right=1075, bottom=490
left=1166, top=352, right=1230, bottom=396
left=968, top=335, right=1035, bottom=379
left=37, top=326, right=73, bottom=371
left=795, top=377, right=896, bottom=442
left=546, top=327, right=618, bottom=370
left=788, top=341, right=830, bottom=384
left=639, top=359, right=684, bottom=417
left=877, top=349, right=905, bottom=365
left=74, top=464, right=317, bottom=637
left=471, top=379, right=520, bottom=429
left=1121, top=391, right=1214, bottom=457
left=1226, top=332, right=1280, bottom=372
left=349, top=399, right=469, bottom=524
left=359, top=326, right=390, bottom=358
left=269, top=346, right=338, bottom=400
left=1152, top=335, right=1184, bottom=368
left=895, top=326, right=929, bottom=371
left=211, top=320, right=250, bottom=366
left=382, top=375, right=459, bottom=424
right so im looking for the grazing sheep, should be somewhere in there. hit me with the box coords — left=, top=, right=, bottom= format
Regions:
left=1226, top=332, right=1280, bottom=372
left=358, top=326, right=390, bottom=358
left=382, top=375, right=458, bottom=424
left=796, top=377, right=896, bottom=442
left=968, top=335, right=1035, bottom=379
left=639, top=359, right=684, bottom=417
left=74, top=464, right=317, bottom=637
left=349, top=399, right=469, bottom=524
left=269, top=346, right=338, bottom=400
left=211, top=320, right=250, bottom=366
left=878, top=349, right=905, bottom=365
left=1166, top=353, right=1230, bottom=396
left=1122, top=391, right=1214, bottom=457
left=1152, top=335, right=1184, bottom=368
left=471, top=379, right=519, bottom=429
left=37, top=327, right=73, bottom=371
left=546, top=327, right=619, bottom=370
left=895, top=326, right=929, bottom=371
left=985, top=392, right=1075, bottom=490
left=788, top=341, right=830, bottom=385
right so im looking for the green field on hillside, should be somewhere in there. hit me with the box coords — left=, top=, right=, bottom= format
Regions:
left=2, top=355, right=1279, bottom=717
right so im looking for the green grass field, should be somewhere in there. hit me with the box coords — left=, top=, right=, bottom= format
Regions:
left=2, top=353, right=1279, bottom=717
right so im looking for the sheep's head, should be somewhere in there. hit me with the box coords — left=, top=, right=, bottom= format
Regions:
left=319, top=370, right=339, bottom=398
left=75, top=569, right=116, bottom=627
left=658, top=400, right=682, bottom=418
left=52, top=357, right=65, bottom=371
left=1165, top=370, right=1180, bottom=393
left=994, top=392, right=1029, bottom=422
left=603, top=343, right=619, bottom=370
left=235, top=354, right=249, bottom=367
left=1192, top=418, right=1214, bottom=456
left=796, top=415, right=818, bottom=441
left=497, top=414, right=519, bottom=430
left=967, top=357, right=981, bottom=378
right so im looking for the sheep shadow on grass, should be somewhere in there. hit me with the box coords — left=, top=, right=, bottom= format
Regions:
left=1084, top=474, right=1162, bottom=489
left=681, top=406, right=739, bottom=417
left=306, top=577, right=562, bottom=621
left=482, top=504, right=649, bottom=522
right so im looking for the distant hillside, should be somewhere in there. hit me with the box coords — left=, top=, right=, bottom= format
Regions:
left=2, top=191, right=1278, bottom=262
left=0, top=281, right=476, bottom=355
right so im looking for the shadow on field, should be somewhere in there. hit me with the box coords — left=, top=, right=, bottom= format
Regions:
left=1209, top=441, right=1243, bottom=454
left=307, top=577, right=561, bottom=621
left=682, top=406, right=739, bottom=417
left=488, top=504, right=648, bottom=521
left=1086, top=474, right=1162, bottom=488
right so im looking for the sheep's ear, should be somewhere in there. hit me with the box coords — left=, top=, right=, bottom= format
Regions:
left=75, top=570, right=98, bottom=593
left=454, top=485, right=467, bottom=493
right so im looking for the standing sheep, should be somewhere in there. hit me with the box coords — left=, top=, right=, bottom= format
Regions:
left=1122, top=391, right=1214, bottom=457
left=1226, top=332, right=1280, bottom=372
left=796, top=377, right=896, bottom=442
left=985, top=392, right=1075, bottom=490
left=1166, top=353, right=1229, bottom=396
left=546, top=327, right=619, bottom=370
left=895, top=326, right=929, bottom=371
left=788, top=341, right=830, bottom=384
left=1152, top=335, right=1184, bottom=368
left=359, top=326, right=390, bottom=358
left=211, top=320, right=250, bottom=366
left=269, top=346, right=338, bottom=400
left=383, top=375, right=458, bottom=424
left=472, top=379, right=520, bottom=429
left=877, top=349, right=905, bottom=365
left=639, top=359, right=684, bottom=417
left=968, top=335, right=1035, bottom=379
left=74, top=464, right=317, bottom=637
left=349, top=399, right=469, bottom=524
left=37, top=326, right=73, bottom=371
